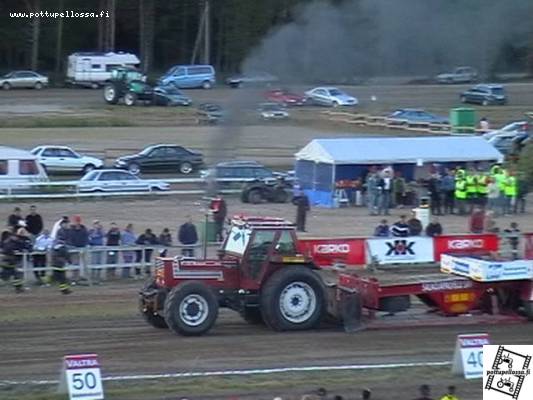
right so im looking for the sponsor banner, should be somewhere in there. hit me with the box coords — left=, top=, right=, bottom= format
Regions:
left=297, top=237, right=366, bottom=266
left=366, top=237, right=434, bottom=264
left=434, top=234, right=499, bottom=261
left=441, top=254, right=533, bottom=282
left=525, top=233, right=533, bottom=260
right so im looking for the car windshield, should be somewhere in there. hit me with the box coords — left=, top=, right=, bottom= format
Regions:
left=261, top=104, right=282, bottom=111
left=328, top=89, right=343, bottom=96
left=81, top=171, right=99, bottom=181
left=140, top=146, right=156, bottom=155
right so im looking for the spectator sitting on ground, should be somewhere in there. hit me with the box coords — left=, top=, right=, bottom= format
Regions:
left=469, top=206, right=485, bottom=234
left=361, top=388, right=372, bottom=400
left=414, top=384, right=434, bottom=400
left=391, top=215, right=410, bottom=237
left=158, top=228, right=172, bottom=247
left=374, top=219, right=390, bottom=237
left=407, top=211, right=423, bottom=236
left=440, top=385, right=459, bottom=400
left=425, top=216, right=443, bottom=237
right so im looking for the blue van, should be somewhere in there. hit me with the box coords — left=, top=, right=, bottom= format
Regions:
left=159, top=65, right=215, bottom=89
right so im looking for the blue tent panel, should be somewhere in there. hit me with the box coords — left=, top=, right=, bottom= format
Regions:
left=305, top=189, right=334, bottom=207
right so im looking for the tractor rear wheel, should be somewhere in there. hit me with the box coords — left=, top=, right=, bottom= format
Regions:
left=104, top=84, right=119, bottom=104
left=139, top=280, right=168, bottom=329
left=164, top=281, right=219, bottom=336
left=241, top=306, right=264, bottom=325
left=260, top=266, right=326, bottom=331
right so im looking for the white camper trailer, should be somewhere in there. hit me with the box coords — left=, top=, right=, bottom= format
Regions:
left=0, top=146, right=49, bottom=190
left=66, top=52, right=140, bottom=88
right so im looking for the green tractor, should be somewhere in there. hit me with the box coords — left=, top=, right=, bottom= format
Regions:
left=103, top=67, right=154, bottom=106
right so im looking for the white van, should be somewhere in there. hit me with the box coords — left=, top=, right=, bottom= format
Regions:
left=0, top=147, right=49, bottom=189
left=66, top=52, right=140, bottom=88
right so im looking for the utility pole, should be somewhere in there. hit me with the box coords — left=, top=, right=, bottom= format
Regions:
left=203, top=0, right=210, bottom=65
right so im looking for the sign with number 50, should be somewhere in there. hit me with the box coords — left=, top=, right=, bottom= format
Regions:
left=59, top=354, right=104, bottom=400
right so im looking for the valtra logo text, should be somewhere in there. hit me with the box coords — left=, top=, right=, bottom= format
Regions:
left=448, top=239, right=484, bottom=250
left=314, top=244, right=350, bottom=254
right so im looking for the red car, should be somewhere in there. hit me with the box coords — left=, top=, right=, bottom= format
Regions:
left=264, top=89, right=307, bottom=106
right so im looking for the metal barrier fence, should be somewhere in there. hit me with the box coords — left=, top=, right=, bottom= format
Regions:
left=16, top=244, right=203, bottom=286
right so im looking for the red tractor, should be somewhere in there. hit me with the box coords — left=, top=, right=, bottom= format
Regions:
left=140, top=216, right=533, bottom=336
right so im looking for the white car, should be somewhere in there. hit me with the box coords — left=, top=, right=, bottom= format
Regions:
left=31, top=146, right=104, bottom=174
left=482, top=121, right=529, bottom=140
left=78, top=169, right=169, bottom=193
left=257, top=103, right=290, bottom=120
left=1, top=70, right=49, bottom=90
left=304, top=87, right=358, bottom=107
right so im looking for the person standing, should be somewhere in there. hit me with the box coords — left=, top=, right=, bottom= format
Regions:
left=425, top=217, right=443, bottom=237
left=67, top=215, right=88, bottom=282
left=294, top=192, right=310, bottom=232
left=476, top=169, right=489, bottom=208
left=33, top=229, right=53, bottom=285
left=479, top=117, right=490, bottom=133
left=121, top=223, right=136, bottom=278
left=105, top=222, right=121, bottom=279
left=25, top=205, right=43, bottom=237
left=365, top=170, right=380, bottom=215
left=87, top=220, right=105, bottom=283
left=427, top=173, right=442, bottom=216
left=158, top=228, right=172, bottom=247
left=439, top=386, right=459, bottom=400
left=51, top=241, right=71, bottom=294
left=178, top=216, right=198, bottom=258
left=454, top=175, right=467, bottom=215
left=440, top=170, right=455, bottom=215
left=487, top=177, right=500, bottom=215
left=469, top=206, right=485, bottom=234
left=393, top=172, right=407, bottom=209
left=378, top=170, right=393, bottom=215
left=391, top=215, right=410, bottom=237
left=1, top=229, right=31, bottom=293
left=135, top=228, right=159, bottom=276
left=504, top=170, right=517, bottom=215
left=210, top=194, right=227, bottom=242
left=465, top=168, right=478, bottom=213
left=515, top=173, right=528, bottom=214
left=7, top=207, right=23, bottom=230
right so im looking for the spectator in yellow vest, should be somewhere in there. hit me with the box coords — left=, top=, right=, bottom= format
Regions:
left=504, top=170, right=517, bottom=215
left=476, top=170, right=488, bottom=207
left=454, top=178, right=467, bottom=215
left=440, top=385, right=459, bottom=400
left=465, top=168, right=478, bottom=213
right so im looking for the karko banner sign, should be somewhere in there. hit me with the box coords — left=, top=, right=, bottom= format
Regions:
left=366, top=237, right=434, bottom=264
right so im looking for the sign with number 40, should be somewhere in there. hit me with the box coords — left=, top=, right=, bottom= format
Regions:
left=452, top=333, right=490, bottom=379
left=58, top=354, right=104, bottom=400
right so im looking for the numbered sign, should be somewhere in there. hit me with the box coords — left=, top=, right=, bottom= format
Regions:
left=452, top=333, right=490, bottom=379
left=59, top=354, right=104, bottom=400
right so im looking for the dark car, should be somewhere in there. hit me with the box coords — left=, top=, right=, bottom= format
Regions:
left=114, top=144, right=203, bottom=175
left=153, top=85, right=192, bottom=106
left=460, top=84, right=507, bottom=106
left=197, top=102, right=226, bottom=124
left=226, top=72, right=278, bottom=88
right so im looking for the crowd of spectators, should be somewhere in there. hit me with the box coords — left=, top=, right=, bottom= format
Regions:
left=1, top=205, right=200, bottom=285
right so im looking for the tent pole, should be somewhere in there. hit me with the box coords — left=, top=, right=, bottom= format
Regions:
left=331, top=163, right=336, bottom=206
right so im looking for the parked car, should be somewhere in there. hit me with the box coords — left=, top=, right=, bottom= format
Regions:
left=200, top=161, right=276, bottom=180
left=0, top=146, right=48, bottom=189
left=460, top=84, right=507, bottom=106
left=114, top=144, right=203, bottom=175
left=158, top=64, right=215, bottom=89
left=78, top=169, right=169, bottom=192
left=153, top=85, right=192, bottom=106
left=30, top=146, right=104, bottom=174
left=487, top=132, right=530, bottom=155
left=264, top=89, right=307, bottom=106
left=304, top=87, right=358, bottom=107
left=226, top=72, right=278, bottom=88
left=1, top=70, right=48, bottom=90
left=482, top=121, right=529, bottom=140
left=197, top=103, right=226, bottom=125
left=241, top=176, right=293, bottom=204
left=257, top=103, right=290, bottom=120
left=387, top=108, right=449, bottom=125
left=436, top=66, right=477, bottom=84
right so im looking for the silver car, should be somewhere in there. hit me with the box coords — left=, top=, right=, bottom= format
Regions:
left=1, top=70, right=49, bottom=90
left=78, top=169, right=169, bottom=193
left=31, top=146, right=104, bottom=174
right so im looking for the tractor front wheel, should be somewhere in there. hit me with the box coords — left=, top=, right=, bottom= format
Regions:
left=139, top=280, right=168, bottom=329
left=164, top=281, right=219, bottom=336
left=260, top=266, right=326, bottom=331
left=124, top=92, right=137, bottom=106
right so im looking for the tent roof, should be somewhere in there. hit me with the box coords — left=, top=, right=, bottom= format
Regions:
left=295, top=136, right=503, bottom=165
